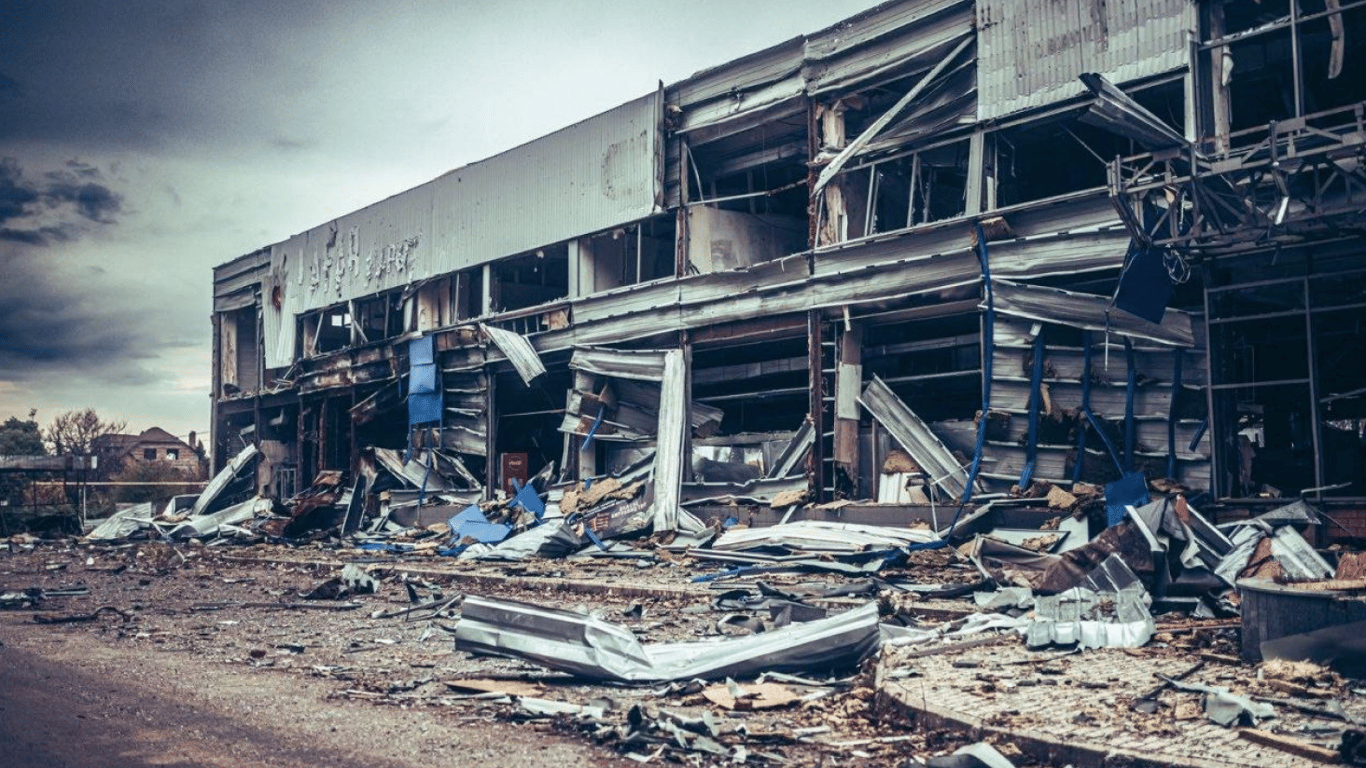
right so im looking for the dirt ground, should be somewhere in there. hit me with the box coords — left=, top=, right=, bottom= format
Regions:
left=0, top=538, right=1004, bottom=768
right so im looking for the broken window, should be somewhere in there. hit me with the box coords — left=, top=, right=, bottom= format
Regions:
left=143, top=448, right=156, bottom=461
left=993, top=79, right=1183, bottom=208
left=301, top=305, right=352, bottom=356
left=1206, top=0, right=1366, bottom=146
left=1207, top=252, right=1366, bottom=498
left=353, top=289, right=404, bottom=345
left=218, top=305, right=259, bottom=397
left=454, top=268, right=483, bottom=320
left=578, top=219, right=677, bottom=292
left=683, top=114, right=811, bottom=255
left=490, top=243, right=569, bottom=313
left=842, top=138, right=973, bottom=238
left=493, top=362, right=570, bottom=489
left=166, top=448, right=179, bottom=461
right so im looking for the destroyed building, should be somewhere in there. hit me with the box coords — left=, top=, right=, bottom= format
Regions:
left=211, top=0, right=1366, bottom=531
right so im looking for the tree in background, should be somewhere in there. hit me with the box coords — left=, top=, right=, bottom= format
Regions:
left=109, top=461, right=199, bottom=507
left=43, top=408, right=127, bottom=477
left=0, top=409, right=45, bottom=507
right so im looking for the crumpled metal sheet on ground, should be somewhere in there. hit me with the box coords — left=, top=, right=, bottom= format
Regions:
left=191, top=443, right=260, bottom=517
left=711, top=520, right=938, bottom=554
left=1025, top=553, right=1155, bottom=649
left=1216, top=521, right=1333, bottom=583
left=879, top=612, right=1030, bottom=648
left=454, top=595, right=881, bottom=683
left=84, top=502, right=156, bottom=541
left=168, top=497, right=275, bottom=540
left=1160, top=675, right=1276, bottom=727
left=473, top=521, right=585, bottom=561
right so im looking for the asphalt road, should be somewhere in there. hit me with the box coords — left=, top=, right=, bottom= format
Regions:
left=0, top=630, right=629, bottom=768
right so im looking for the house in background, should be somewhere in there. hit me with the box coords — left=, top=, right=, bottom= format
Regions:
left=93, top=428, right=205, bottom=479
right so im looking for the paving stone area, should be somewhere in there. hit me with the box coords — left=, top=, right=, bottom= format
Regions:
left=881, top=642, right=1357, bottom=768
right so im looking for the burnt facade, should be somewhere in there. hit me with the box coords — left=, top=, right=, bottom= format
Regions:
left=212, top=0, right=1366, bottom=524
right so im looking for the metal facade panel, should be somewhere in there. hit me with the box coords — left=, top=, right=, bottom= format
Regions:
left=977, top=0, right=1195, bottom=121
left=803, top=0, right=974, bottom=97
left=265, top=92, right=661, bottom=325
left=987, top=279, right=1196, bottom=346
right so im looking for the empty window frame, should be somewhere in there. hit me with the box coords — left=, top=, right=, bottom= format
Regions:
left=353, top=289, right=404, bottom=345
left=316, top=305, right=352, bottom=354
left=992, top=79, right=1183, bottom=208
left=845, top=138, right=973, bottom=237
left=1209, top=0, right=1366, bottom=137
left=582, top=219, right=676, bottom=293
left=692, top=335, right=811, bottom=435
left=218, top=305, right=260, bottom=396
left=1207, top=257, right=1366, bottom=498
left=490, top=243, right=569, bottom=313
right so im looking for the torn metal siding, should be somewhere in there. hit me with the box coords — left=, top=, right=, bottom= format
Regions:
left=986, top=280, right=1196, bottom=347
left=671, top=0, right=977, bottom=142
left=481, top=324, right=546, bottom=385
left=802, top=0, right=974, bottom=96
left=569, top=346, right=668, bottom=382
left=976, top=0, right=1196, bottom=121
left=650, top=349, right=687, bottom=533
left=212, top=248, right=270, bottom=303
left=811, top=226, right=1130, bottom=279
left=859, top=375, right=976, bottom=501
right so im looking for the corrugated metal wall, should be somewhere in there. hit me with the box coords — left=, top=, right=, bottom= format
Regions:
left=977, top=0, right=1195, bottom=121
left=267, top=92, right=661, bottom=316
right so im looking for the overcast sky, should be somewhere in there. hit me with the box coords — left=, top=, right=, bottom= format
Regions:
left=0, top=0, right=878, bottom=447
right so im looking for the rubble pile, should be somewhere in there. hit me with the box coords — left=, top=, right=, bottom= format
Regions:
left=5, top=424, right=1362, bottom=768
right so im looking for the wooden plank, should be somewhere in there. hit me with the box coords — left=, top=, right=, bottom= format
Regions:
left=1236, top=728, right=1339, bottom=763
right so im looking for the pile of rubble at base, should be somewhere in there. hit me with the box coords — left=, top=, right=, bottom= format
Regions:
left=63, top=437, right=1366, bottom=764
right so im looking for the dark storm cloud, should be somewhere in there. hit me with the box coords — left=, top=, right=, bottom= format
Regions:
left=0, top=157, right=123, bottom=244
left=0, top=158, right=38, bottom=220
left=0, top=1, right=327, bottom=153
left=0, top=249, right=162, bottom=386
